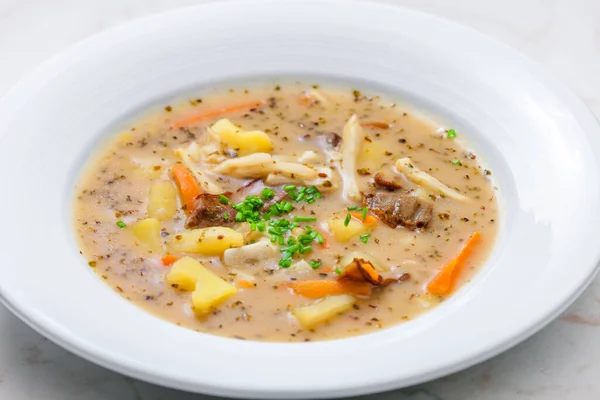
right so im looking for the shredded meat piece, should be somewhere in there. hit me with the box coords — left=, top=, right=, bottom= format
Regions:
left=185, top=194, right=236, bottom=229
left=362, top=192, right=433, bottom=229
left=373, top=172, right=403, bottom=191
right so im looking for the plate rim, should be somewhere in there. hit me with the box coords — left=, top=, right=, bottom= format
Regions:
left=1, top=0, right=600, bottom=398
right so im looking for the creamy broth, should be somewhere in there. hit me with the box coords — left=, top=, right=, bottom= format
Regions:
left=73, top=82, right=498, bottom=342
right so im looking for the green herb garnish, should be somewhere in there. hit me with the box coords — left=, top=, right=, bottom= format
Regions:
left=452, top=159, right=461, bottom=165
left=293, top=215, right=317, bottom=222
left=309, top=260, right=322, bottom=269
left=219, top=194, right=229, bottom=204
left=261, top=188, right=275, bottom=200
left=359, top=233, right=371, bottom=244
left=116, top=221, right=126, bottom=228
left=447, top=129, right=457, bottom=138
left=344, top=213, right=352, bottom=226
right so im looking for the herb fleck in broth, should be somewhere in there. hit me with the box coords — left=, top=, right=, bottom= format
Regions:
left=73, top=82, right=499, bottom=342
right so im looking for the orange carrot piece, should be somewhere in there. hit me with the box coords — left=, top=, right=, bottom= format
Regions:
left=237, top=280, right=255, bottom=289
left=350, top=212, right=378, bottom=225
left=170, top=163, right=202, bottom=213
left=173, top=100, right=264, bottom=128
left=427, top=232, right=482, bottom=296
left=360, top=122, right=391, bottom=129
left=161, top=254, right=178, bottom=267
left=287, top=280, right=371, bottom=298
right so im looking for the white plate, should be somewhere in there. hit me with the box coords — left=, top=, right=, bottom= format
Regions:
left=1, top=0, right=599, bottom=398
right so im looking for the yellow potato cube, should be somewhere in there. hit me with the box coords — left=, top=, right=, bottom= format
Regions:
left=147, top=180, right=178, bottom=220
left=358, top=140, right=388, bottom=172
left=192, top=266, right=237, bottom=315
left=132, top=218, right=163, bottom=253
left=327, top=217, right=374, bottom=242
left=293, top=295, right=356, bottom=329
left=210, top=118, right=272, bottom=155
left=167, top=227, right=244, bottom=256
left=166, top=256, right=203, bottom=291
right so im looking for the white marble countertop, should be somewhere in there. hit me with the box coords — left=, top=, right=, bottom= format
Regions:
left=2, top=0, right=600, bottom=399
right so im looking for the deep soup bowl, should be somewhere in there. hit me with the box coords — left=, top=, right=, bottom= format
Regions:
left=1, top=0, right=600, bottom=398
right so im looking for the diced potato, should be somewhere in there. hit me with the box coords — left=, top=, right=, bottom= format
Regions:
left=289, top=259, right=313, bottom=272
left=358, top=140, right=388, bottom=172
left=166, top=256, right=203, bottom=291
left=339, top=251, right=389, bottom=272
left=167, top=227, right=243, bottom=256
left=210, top=118, right=273, bottom=155
left=293, top=295, right=356, bottom=328
left=192, top=266, right=238, bottom=315
left=327, top=217, right=374, bottom=242
left=223, top=240, right=278, bottom=266
left=133, top=218, right=162, bottom=253
left=147, top=181, right=178, bottom=220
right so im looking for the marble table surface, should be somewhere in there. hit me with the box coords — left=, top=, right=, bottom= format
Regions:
left=2, top=0, right=600, bottom=399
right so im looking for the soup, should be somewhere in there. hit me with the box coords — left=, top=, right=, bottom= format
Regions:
left=73, top=82, right=499, bottom=342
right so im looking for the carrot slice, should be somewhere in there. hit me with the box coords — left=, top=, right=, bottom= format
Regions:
left=427, top=232, right=481, bottom=296
left=287, top=280, right=371, bottom=298
left=161, top=254, right=178, bottom=267
left=170, top=163, right=202, bottom=213
left=350, top=212, right=378, bottom=225
left=173, top=100, right=264, bottom=128
left=237, top=280, right=255, bottom=289
left=360, top=122, right=390, bottom=129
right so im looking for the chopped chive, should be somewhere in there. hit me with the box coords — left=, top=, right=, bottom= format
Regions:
left=447, top=129, right=457, bottom=139
left=282, top=251, right=293, bottom=261
left=298, top=186, right=307, bottom=194
left=316, top=233, right=324, bottom=244
left=279, top=259, right=292, bottom=268
left=257, top=221, right=266, bottom=232
left=344, top=213, right=352, bottom=227
left=270, top=235, right=277, bottom=243
left=306, top=197, right=316, bottom=204
left=219, top=194, right=229, bottom=204
left=347, top=206, right=359, bottom=211
left=261, top=188, right=275, bottom=200
left=309, top=260, right=322, bottom=269
left=335, top=267, right=342, bottom=274
left=235, top=212, right=244, bottom=222
left=452, top=159, right=461, bottom=165
left=284, top=185, right=296, bottom=191
left=293, top=216, right=317, bottom=222
left=314, top=192, right=322, bottom=199
left=282, top=202, right=293, bottom=212
left=297, top=234, right=312, bottom=242
left=116, top=220, right=126, bottom=228
left=268, top=228, right=281, bottom=236
left=287, top=237, right=296, bottom=245
left=299, top=245, right=312, bottom=254
left=308, top=230, right=318, bottom=239
left=295, top=192, right=306, bottom=202
left=223, top=212, right=229, bottom=220
left=283, top=244, right=300, bottom=254
left=361, top=207, right=368, bottom=220
left=250, top=222, right=257, bottom=231
left=359, top=233, right=371, bottom=244
left=304, top=226, right=313, bottom=233
left=278, top=236, right=285, bottom=245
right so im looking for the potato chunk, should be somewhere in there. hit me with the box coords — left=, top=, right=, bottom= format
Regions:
left=167, top=227, right=243, bottom=256
left=327, top=217, right=374, bottom=242
left=133, top=218, right=163, bottom=252
left=147, top=180, right=178, bottom=220
left=192, top=266, right=237, bottom=315
left=293, top=295, right=356, bottom=328
left=210, top=118, right=273, bottom=155
left=166, top=256, right=203, bottom=291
